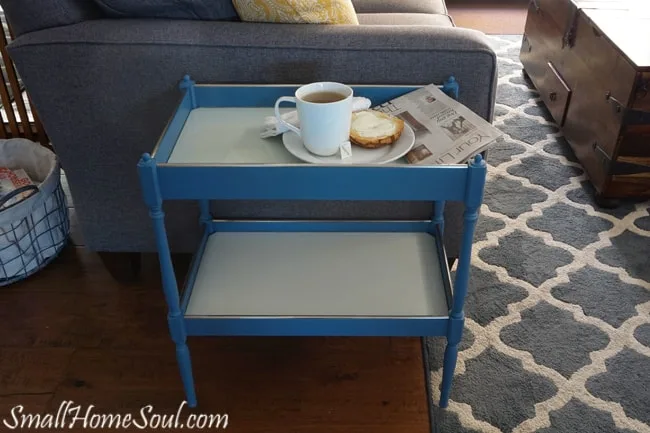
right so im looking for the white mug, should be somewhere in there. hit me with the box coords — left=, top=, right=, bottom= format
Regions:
left=274, top=82, right=353, bottom=157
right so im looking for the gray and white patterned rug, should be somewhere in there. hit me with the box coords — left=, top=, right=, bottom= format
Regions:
left=425, top=35, right=650, bottom=433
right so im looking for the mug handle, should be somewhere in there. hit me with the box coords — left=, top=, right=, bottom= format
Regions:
left=274, top=96, right=301, bottom=136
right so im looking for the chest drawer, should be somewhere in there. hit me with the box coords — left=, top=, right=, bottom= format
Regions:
left=570, top=10, right=637, bottom=109
left=521, top=0, right=569, bottom=127
left=535, top=60, right=572, bottom=126
left=564, top=70, right=626, bottom=158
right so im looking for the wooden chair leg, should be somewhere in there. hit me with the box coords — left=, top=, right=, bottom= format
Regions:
left=98, top=252, right=142, bottom=283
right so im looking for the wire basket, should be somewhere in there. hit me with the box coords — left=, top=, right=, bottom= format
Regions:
left=0, top=139, right=69, bottom=285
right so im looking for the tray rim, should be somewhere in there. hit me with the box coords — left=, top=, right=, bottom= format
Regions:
left=150, top=76, right=459, bottom=165
left=178, top=221, right=454, bottom=337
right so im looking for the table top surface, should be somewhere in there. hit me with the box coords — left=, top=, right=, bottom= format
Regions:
left=167, top=106, right=409, bottom=166
left=571, top=1, right=650, bottom=68
left=582, top=8, right=650, bottom=68
left=168, top=107, right=300, bottom=165
left=153, top=82, right=442, bottom=167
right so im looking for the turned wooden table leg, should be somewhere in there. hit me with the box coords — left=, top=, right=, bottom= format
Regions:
left=98, top=252, right=142, bottom=283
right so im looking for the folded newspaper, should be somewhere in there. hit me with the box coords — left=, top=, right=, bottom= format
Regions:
left=0, top=167, right=34, bottom=209
left=373, top=84, right=503, bottom=165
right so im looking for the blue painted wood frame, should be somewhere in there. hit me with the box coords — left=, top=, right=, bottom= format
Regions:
left=137, top=153, right=197, bottom=408
left=139, top=155, right=486, bottom=411
left=137, top=76, right=487, bottom=409
left=155, top=164, right=470, bottom=201
left=153, top=74, right=460, bottom=163
left=440, top=155, right=487, bottom=407
left=184, top=317, right=450, bottom=337
left=176, top=221, right=453, bottom=339
left=209, top=220, right=432, bottom=234
left=192, top=78, right=459, bottom=109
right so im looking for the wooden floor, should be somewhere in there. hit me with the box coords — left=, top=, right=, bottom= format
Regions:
left=448, top=0, right=529, bottom=34
left=0, top=247, right=431, bottom=432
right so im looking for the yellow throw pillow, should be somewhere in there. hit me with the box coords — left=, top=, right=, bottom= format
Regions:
left=232, top=0, right=359, bottom=24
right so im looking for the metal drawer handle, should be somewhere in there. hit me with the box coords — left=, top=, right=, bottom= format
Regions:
left=592, top=142, right=609, bottom=168
left=605, top=91, right=625, bottom=114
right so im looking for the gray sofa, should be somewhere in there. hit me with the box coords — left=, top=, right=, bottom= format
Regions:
left=0, top=0, right=497, bottom=278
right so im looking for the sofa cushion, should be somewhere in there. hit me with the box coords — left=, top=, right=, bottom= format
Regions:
left=0, top=0, right=103, bottom=36
left=93, top=0, right=239, bottom=20
left=9, top=18, right=497, bottom=258
left=232, top=0, right=359, bottom=24
left=357, top=13, right=452, bottom=26
left=352, top=0, right=447, bottom=15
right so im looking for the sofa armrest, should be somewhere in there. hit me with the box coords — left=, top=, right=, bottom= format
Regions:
left=10, top=19, right=497, bottom=120
left=7, top=19, right=497, bottom=256
left=0, top=0, right=102, bottom=37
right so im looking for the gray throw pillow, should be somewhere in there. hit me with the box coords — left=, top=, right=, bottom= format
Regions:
left=93, top=0, right=239, bottom=20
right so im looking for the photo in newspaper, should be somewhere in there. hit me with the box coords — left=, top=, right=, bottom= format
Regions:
left=373, top=84, right=503, bottom=165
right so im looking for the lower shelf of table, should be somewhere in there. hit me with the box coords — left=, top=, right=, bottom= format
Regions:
left=180, top=227, right=453, bottom=337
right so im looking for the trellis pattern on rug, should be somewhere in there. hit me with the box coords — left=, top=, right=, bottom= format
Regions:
left=426, top=35, right=650, bottom=433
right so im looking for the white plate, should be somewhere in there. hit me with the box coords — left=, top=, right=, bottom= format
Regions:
left=282, top=124, right=415, bottom=165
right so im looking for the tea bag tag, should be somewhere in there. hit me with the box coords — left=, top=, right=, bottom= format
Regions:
left=340, top=141, right=352, bottom=160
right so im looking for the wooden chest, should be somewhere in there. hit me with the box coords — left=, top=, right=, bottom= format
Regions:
left=520, top=0, right=650, bottom=201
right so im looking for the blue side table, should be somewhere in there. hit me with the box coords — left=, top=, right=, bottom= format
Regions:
left=137, top=76, right=486, bottom=409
